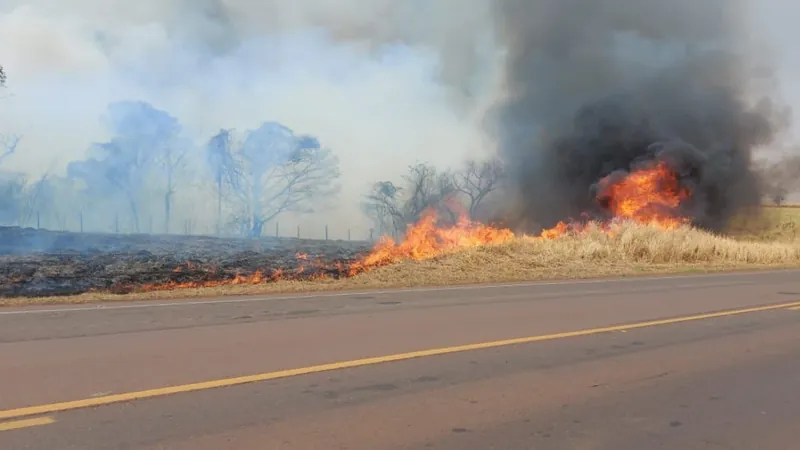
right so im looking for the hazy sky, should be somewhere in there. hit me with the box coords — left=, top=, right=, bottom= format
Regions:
left=0, top=0, right=798, bottom=234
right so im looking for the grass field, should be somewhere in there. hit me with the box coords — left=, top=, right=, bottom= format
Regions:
left=727, top=205, right=800, bottom=242
left=2, top=205, right=798, bottom=306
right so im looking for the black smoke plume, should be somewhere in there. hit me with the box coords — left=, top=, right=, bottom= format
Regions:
left=489, top=0, right=790, bottom=232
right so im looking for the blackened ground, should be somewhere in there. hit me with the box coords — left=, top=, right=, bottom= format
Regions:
left=0, top=227, right=371, bottom=297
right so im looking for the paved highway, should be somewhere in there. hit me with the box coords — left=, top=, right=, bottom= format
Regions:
left=1, top=269, right=800, bottom=449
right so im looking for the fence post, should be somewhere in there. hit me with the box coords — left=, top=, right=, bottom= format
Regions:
left=79, top=212, right=84, bottom=233
left=325, top=225, right=329, bottom=241
left=348, top=228, right=351, bottom=241
left=36, top=211, right=40, bottom=229
left=297, top=225, right=300, bottom=239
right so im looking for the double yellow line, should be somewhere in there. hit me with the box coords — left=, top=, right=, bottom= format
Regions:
left=2, top=299, right=800, bottom=429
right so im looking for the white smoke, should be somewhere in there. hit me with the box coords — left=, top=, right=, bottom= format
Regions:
left=0, top=0, right=501, bottom=237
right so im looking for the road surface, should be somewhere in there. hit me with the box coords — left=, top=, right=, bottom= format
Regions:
left=1, top=269, right=800, bottom=449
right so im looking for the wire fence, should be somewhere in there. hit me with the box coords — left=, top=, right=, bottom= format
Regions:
left=9, top=210, right=379, bottom=243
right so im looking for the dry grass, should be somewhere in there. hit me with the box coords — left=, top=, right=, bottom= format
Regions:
left=4, top=219, right=799, bottom=307
left=727, top=205, right=800, bottom=242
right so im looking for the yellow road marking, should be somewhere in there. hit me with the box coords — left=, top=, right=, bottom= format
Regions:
left=0, top=416, right=55, bottom=432
left=1, top=300, right=799, bottom=421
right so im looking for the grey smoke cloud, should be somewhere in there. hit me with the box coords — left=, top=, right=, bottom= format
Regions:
left=0, top=0, right=798, bottom=238
left=489, top=0, right=795, bottom=231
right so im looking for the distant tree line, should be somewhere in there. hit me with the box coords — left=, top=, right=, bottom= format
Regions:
left=0, top=96, right=341, bottom=236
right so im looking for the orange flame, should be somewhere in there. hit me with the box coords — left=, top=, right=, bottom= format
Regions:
left=539, top=161, right=690, bottom=238
left=347, top=210, right=515, bottom=275
left=603, top=161, right=690, bottom=229
left=128, top=161, right=692, bottom=293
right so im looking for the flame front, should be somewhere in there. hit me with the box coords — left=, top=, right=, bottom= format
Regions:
left=348, top=210, right=515, bottom=274
left=130, top=161, right=692, bottom=293
left=540, top=161, right=691, bottom=238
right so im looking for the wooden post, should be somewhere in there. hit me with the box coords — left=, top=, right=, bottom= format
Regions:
left=79, top=212, right=84, bottom=233
left=36, top=211, right=40, bottom=229
left=297, top=225, right=300, bottom=239
left=348, top=228, right=351, bottom=241
left=325, top=225, right=329, bottom=241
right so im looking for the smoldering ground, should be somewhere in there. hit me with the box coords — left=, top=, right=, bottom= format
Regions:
left=489, top=0, right=793, bottom=232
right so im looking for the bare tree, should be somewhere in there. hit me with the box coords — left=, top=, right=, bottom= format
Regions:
left=157, top=140, right=188, bottom=234
left=206, top=129, right=241, bottom=235
left=219, top=122, right=341, bottom=237
left=362, top=162, right=459, bottom=237
left=0, top=103, right=22, bottom=225
left=402, top=163, right=456, bottom=223
left=0, top=135, right=20, bottom=166
left=362, top=181, right=405, bottom=237
left=0, top=172, right=24, bottom=225
left=19, top=173, right=51, bottom=227
left=68, top=101, right=180, bottom=233
left=451, top=157, right=505, bottom=218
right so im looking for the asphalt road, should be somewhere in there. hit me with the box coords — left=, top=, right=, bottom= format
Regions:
left=1, top=269, right=800, bottom=449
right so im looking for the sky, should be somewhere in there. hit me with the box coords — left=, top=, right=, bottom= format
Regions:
left=0, top=0, right=798, bottom=236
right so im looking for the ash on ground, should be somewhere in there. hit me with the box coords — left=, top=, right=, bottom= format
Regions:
left=0, top=227, right=372, bottom=297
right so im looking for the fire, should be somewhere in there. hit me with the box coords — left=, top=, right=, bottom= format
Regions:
left=135, top=269, right=281, bottom=293
left=348, top=210, right=515, bottom=275
left=601, top=161, right=690, bottom=229
left=540, top=161, right=691, bottom=238
left=127, top=161, right=692, bottom=294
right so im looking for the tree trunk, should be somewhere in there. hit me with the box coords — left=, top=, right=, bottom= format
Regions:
left=164, top=192, right=172, bottom=234
left=128, top=196, right=140, bottom=233
left=216, top=176, right=223, bottom=235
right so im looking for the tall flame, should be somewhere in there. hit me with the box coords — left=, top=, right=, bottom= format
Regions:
left=602, top=161, right=690, bottom=229
left=540, top=161, right=690, bottom=237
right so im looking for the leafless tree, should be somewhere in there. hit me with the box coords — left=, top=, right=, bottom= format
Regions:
left=362, top=162, right=460, bottom=237
left=157, top=140, right=189, bottom=233
left=0, top=135, right=20, bottom=166
left=451, top=157, right=505, bottom=218
left=218, top=123, right=341, bottom=237
left=362, top=181, right=405, bottom=237
left=206, top=129, right=241, bottom=235
left=0, top=135, right=22, bottom=226
left=402, top=163, right=457, bottom=224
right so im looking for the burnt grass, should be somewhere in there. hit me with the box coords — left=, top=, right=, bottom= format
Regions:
left=0, top=226, right=372, bottom=297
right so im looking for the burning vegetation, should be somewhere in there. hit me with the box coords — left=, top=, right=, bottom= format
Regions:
left=0, top=158, right=695, bottom=298
left=2, top=1, right=798, bottom=299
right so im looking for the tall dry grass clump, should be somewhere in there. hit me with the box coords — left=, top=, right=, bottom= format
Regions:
left=360, top=221, right=800, bottom=287
left=525, top=221, right=800, bottom=264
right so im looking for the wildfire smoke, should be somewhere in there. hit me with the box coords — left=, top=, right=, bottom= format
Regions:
left=133, top=159, right=696, bottom=293
left=489, top=0, right=790, bottom=234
